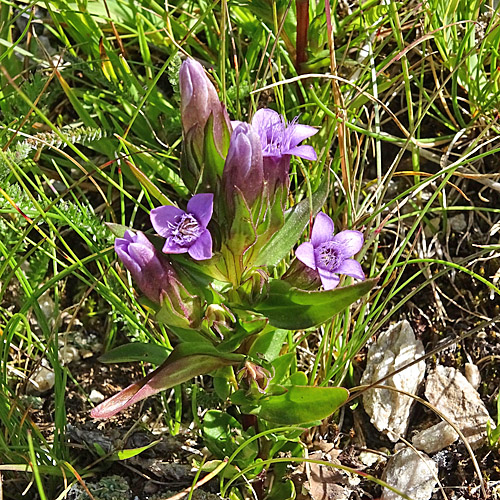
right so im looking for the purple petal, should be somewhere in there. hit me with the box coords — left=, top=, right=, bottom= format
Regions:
left=332, top=230, right=364, bottom=256
left=151, top=205, right=185, bottom=237
left=116, top=251, right=141, bottom=275
left=311, top=212, right=334, bottom=247
left=231, top=120, right=244, bottom=129
left=252, top=108, right=281, bottom=133
left=287, top=123, right=318, bottom=148
left=188, top=229, right=212, bottom=260
left=286, top=144, right=317, bottom=161
left=123, top=230, right=136, bottom=242
left=162, top=240, right=188, bottom=254
left=134, top=231, right=151, bottom=247
left=295, top=242, right=316, bottom=270
left=187, top=193, right=213, bottom=228
left=128, top=242, right=155, bottom=268
left=318, top=268, right=340, bottom=290
left=335, top=259, right=365, bottom=280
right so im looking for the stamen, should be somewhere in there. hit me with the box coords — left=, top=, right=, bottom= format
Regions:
left=167, top=213, right=201, bottom=246
left=318, top=241, right=341, bottom=271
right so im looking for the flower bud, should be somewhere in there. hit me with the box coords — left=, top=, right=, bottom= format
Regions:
left=281, top=258, right=321, bottom=290
left=179, top=59, right=232, bottom=192
left=115, top=230, right=170, bottom=303
left=237, top=361, right=273, bottom=394
left=180, top=58, right=223, bottom=135
left=223, top=123, right=264, bottom=209
left=204, top=304, right=236, bottom=338
left=115, top=231, right=202, bottom=328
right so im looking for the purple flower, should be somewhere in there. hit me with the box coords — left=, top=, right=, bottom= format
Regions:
left=223, top=123, right=264, bottom=208
left=251, top=108, right=318, bottom=161
left=150, top=193, right=213, bottom=261
left=243, top=108, right=318, bottom=192
left=115, top=230, right=171, bottom=303
left=295, top=212, right=365, bottom=290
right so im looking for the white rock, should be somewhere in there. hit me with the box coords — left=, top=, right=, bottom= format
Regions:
left=359, top=451, right=386, bottom=467
left=59, top=345, right=80, bottom=365
left=425, top=365, right=492, bottom=449
left=89, top=390, right=105, bottom=404
left=412, top=421, right=459, bottom=453
left=361, top=320, right=426, bottom=441
left=38, top=291, right=55, bottom=320
left=27, top=359, right=55, bottom=393
left=465, top=362, right=481, bottom=390
left=381, top=447, right=438, bottom=500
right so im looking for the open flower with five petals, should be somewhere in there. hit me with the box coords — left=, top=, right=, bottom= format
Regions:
left=295, top=212, right=365, bottom=290
left=150, top=193, right=213, bottom=261
left=234, top=109, right=318, bottom=192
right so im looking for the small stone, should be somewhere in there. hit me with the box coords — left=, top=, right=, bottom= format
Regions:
left=38, top=291, right=55, bottom=320
left=465, top=362, right=481, bottom=390
left=59, top=345, right=80, bottom=365
left=361, top=320, right=426, bottom=441
left=359, top=451, right=386, bottom=467
left=425, top=365, right=492, bottom=449
left=27, top=359, right=55, bottom=394
left=412, top=421, right=459, bottom=453
left=449, top=213, right=467, bottom=232
left=381, top=447, right=438, bottom=500
left=89, top=389, right=105, bottom=404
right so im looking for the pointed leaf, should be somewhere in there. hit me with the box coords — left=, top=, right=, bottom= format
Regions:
left=127, top=160, right=175, bottom=207
left=256, top=385, right=349, bottom=424
left=256, top=176, right=329, bottom=267
left=255, top=278, right=377, bottom=329
left=98, top=343, right=171, bottom=365
left=111, top=439, right=161, bottom=461
left=91, top=344, right=244, bottom=418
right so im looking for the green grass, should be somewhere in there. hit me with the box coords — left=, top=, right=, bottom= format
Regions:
left=0, top=0, right=499, bottom=498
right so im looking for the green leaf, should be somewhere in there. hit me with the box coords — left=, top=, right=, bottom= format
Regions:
left=248, top=327, right=288, bottom=362
left=255, top=278, right=377, bottom=329
left=127, top=159, right=175, bottom=207
left=105, top=222, right=129, bottom=238
left=91, top=344, right=245, bottom=419
left=110, top=439, right=161, bottom=461
left=271, top=352, right=295, bottom=384
left=202, top=410, right=258, bottom=468
left=265, top=479, right=295, bottom=500
left=98, top=342, right=171, bottom=365
left=256, top=177, right=329, bottom=267
left=255, top=385, right=349, bottom=424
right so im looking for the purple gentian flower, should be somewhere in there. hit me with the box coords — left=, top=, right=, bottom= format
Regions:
left=150, top=193, right=213, bottom=261
left=115, top=230, right=171, bottom=303
left=251, top=108, right=318, bottom=161
left=235, top=108, right=318, bottom=192
left=295, top=212, right=365, bottom=290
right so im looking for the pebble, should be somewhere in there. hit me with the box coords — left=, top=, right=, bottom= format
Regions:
left=425, top=365, right=492, bottom=449
left=465, top=362, right=481, bottom=390
left=59, top=345, right=80, bottom=365
left=412, top=421, right=459, bottom=454
left=449, top=213, right=467, bottom=232
left=381, top=447, right=438, bottom=500
left=27, top=359, right=55, bottom=393
left=361, top=320, right=426, bottom=441
left=89, top=389, right=105, bottom=404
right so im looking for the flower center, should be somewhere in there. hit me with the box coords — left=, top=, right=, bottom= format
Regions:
left=317, top=241, right=342, bottom=271
left=168, top=213, right=201, bottom=246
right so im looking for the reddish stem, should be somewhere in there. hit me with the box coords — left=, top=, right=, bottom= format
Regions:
left=296, top=0, right=309, bottom=73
